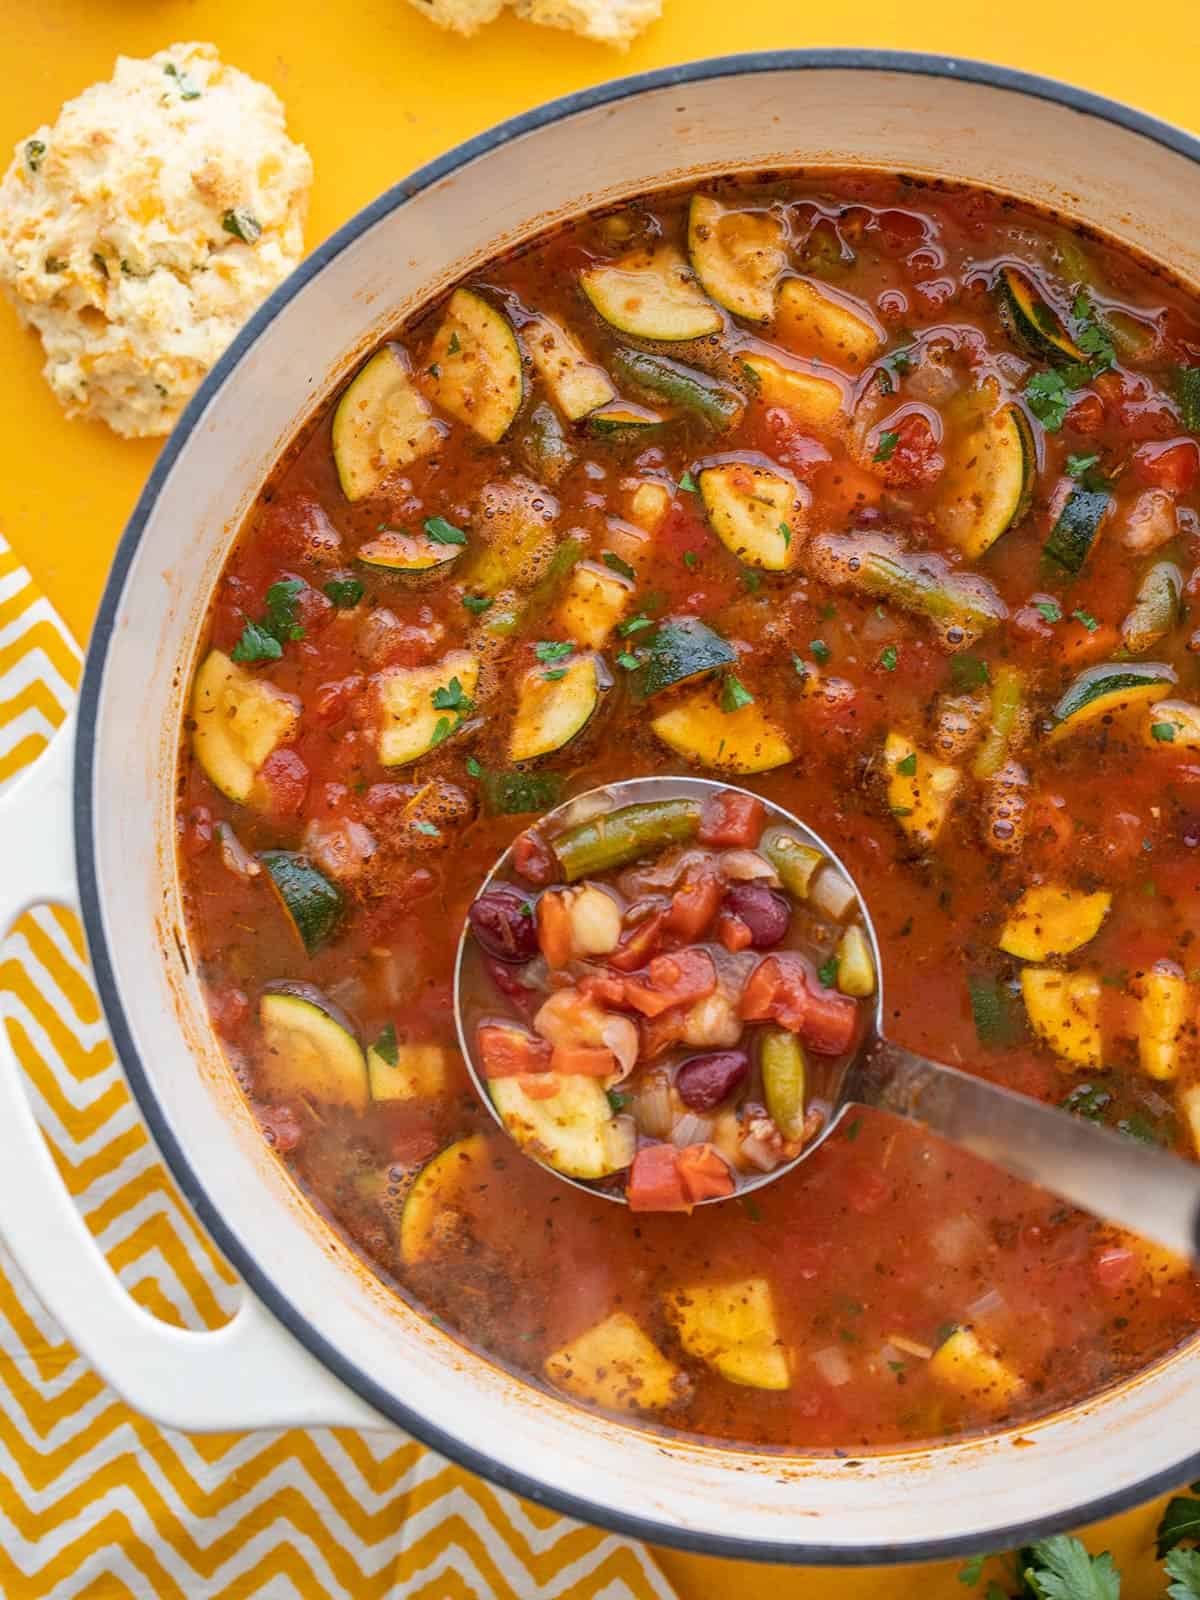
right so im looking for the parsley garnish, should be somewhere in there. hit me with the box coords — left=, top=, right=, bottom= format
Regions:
left=1025, top=370, right=1072, bottom=431
left=372, top=1023, right=399, bottom=1067
left=231, top=579, right=308, bottom=661
left=791, top=651, right=807, bottom=680
left=535, top=640, right=573, bottom=663
left=845, top=1118, right=861, bottom=1141
left=229, top=620, right=283, bottom=663
left=24, top=139, right=46, bottom=173
left=607, top=1089, right=631, bottom=1113
left=957, top=1556, right=986, bottom=1586
left=1071, top=607, right=1099, bottom=633
left=949, top=654, right=990, bottom=691
left=466, top=756, right=483, bottom=778
left=683, top=551, right=698, bottom=570
left=1022, top=1535, right=1120, bottom=1600
left=428, top=716, right=455, bottom=748
left=742, top=568, right=762, bottom=594
left=324, top=577, right=363, bottom=609
left=1165, top=1548, right=1200, bottom=1599
left=678, top=471, right=698, bottom=493
left=873, top=429, right=900, bottom=464
left=602, top=551, right=636, bottom=580
left=1066, top=452, right=1100, bottom=479
left=424, top=516, right=467, bottom=546
left=810, top=639, right=831, bottom=665
left=432, top=676, right=473, bottom=714
left=1072, top=293, right=1117, bottom=374
left=896, top=751, right=917, bottom=776
left=447, top=331, right=461, bottom=355
left=462, top=594, right=493, bottom=614
left=878, top=345, right=914, bottom=391
left=778, top=522, right=792, bottom=548
left=1151, top=721, right=1177, bottom=742
left=817, top=957, right=838, bottom=988
left=542, top=667, right=567, bottom=682
left=164, top=62, right=202, bottom=99
left=1035, top=598, right=1063, bottom=623
left=879, top=644, right=898, bottom=671
left=618, top=614, right=654, bottom=637
left=1061, top=1082, right=1112, bottom=1120
left=720, top=673, right=754, bottom=713
left=1158, top=1486, right=1200, bottom=1556
left=616, top=650, right=641, bottom=670
left=221, top=208, right=261, bottom=244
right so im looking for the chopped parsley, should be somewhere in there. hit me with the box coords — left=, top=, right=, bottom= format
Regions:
left=618, top=614, right=655, bottom=637
left=1071, top=607, right=1099, bottom=633
left=221, top=208, right=262, bottom=244
left=231, top=579, right=307, bottom=661
left=1061, top=1081, right=1112, bottom=1121
left=720, top=672, right=754, bottom=713
left=1066, top=451, right=1101, bottom=480
left=372, top=1023, right=399, bottom=1067
left=845, top=1117, right=861, bottom=1142
left=967, top=974, right=1021, bottom=1048
left=616, top=650, right=641, bottom=671
left=1151, top=721, right=1178, bottom=742
left=1024, top=369, right=1072, bottom=431
left=741, top=568, right=762, bottom=594
left=878, top=644, right=898, bottom=671
left=873, top=429, right=900, bottom=464
left=810, top=639, right=832, bottom=665
left=447, top=331, right=461, bottom=355
left=778, top=521, right=792, bottom=548
left=164, top=62, right=202, bottom=99
left=791, top=651, right=807, bottom=680
left=542, top=667, right=567, bottom=682
left=678, top=471, right=698, bottom=493
left=24, top=139, right=46, bottom=174
left=1021, top=1535, right=1120, bottom=1600
left=462, top=593, right=493, bottom=614
left=896, top=751, right=917, bottom=776
left=466, top=756, right=483, bottom=778
left=607, top=1089, right=631, bottom=1113
left=602, top=551, right=636, bottom=580
left=432, top=676, right=473, bottom=714
left=535, top=640, right=574, bottom=663
left=817, top=957, right=839, bottom=989
left=878, top=345, right=915, bottom=391
left=683, top=550, right=698, bottom=570
left=949, top=654, right=990, bottom=691
left=1072, top=292, right=1117, bottom=373
left=1035, top=598, right=1063, bottom=623
left=229, top=620, right=283, bottom=664
left=428, top=716, right=455, bottom=748
left=323, top=577, right=363, bottom=609
left=740, top=1195, right=763, bottom=1222
left=424, top=515, right=467, bottom=546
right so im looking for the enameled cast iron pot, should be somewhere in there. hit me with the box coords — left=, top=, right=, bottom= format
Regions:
left=4, top=50, right=1200, bottom=1566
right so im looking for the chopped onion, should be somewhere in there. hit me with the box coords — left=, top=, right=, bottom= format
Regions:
left=217, top=821, right=260, bottom=880
left=555, top=790, right=613, bottom=831
left=600, top=1014, right=639, bottom=1081
left=812, top=1345, right=853, bottom=1387
left=304, top=816, right=376, bottom=880
left=738, top=1131, right=782, bottom=1172
left=634, top=1071, right=673, bottom=1138
left=669, top=1112, right=715, bottom=1149
left=887, top=1333, right=933, bottom=1360
left=719, top=849, right=779, bottom=884
left=930, top=1213, right=986, bottom=1267
left=965, top=1288, right=1006, bottom=1324
left=810, top=866, right=858, bottom=922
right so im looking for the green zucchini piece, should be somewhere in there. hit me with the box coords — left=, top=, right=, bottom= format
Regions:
left=760, top=1029, right=806, bottom=1140
left=687, top=194, right=786, bottom=323
left=1044, top=486, right=1112, bottom=574
left=516, top=401, right=576, bottom=485
left=479, top=768, right=565, bottom=816
left=190, top=648, right=299, bottom=806
left=489, top=1074, right=635, bottom=1180
left=740, top=353, right=844, bottom=428
left=377, top=649, right=480, bottom=767
left=971, top=664, right=1024, bottom=779
left=775, top=277, right=883, bottom=368
left=331, top=345, right=441, bottom=502
left=699, top=462, right=798, bottom=570
left=1176, top=367, right=1200, bottom=433
left=938, top=388, right=1036, bottom=558
left=995, top=266, right=1085, bottom=365
left=522, top=313, right=615, bottom=420
left=424, top=288, right=523, bottom=443
left=809, top=532, right=1007, bottom=649
left=609, top=347, right=742, bottom=431
left=460, top=477, right=558, bottom=599
left=587, top=402, right=664, bottom=439
left=366, top=1035, right=449, bottom=1102
left=399, top=1134, right=490, bottom=1264
left=509, top=654, right=601, bottom=762
left=651, top=681, right=793, bottom=774
left=581, top=246, right=722, bottom=341
left=260, top=852, right=343, bottom=954
left=761, top=831, right=823, bottom=897
left=259, top=988, right=366, bottom=1110
left=1047, top=660, right=1176, bottom=743
left=357, top=528, right=461, bottom=574
left=633, top=616, right=736, bottom=698
left=1121, top=561, right=1182, bottom=655
left=553, top=798, right=702, bottom=882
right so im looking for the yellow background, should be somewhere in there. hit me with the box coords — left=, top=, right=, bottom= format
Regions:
left=0, top=2, right=1194, bottom=1594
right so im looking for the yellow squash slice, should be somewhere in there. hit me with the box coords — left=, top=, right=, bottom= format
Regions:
left=883, top=731, right=960, bottom=847
left=399, top=1135, right=492, bottom=1265
left=665, top=1277, right=790, bottom=1390
left=651, top=680, right=792, bottom=774
left=698, top=462, right=799, bottom=570
left=581, top=246, right=722, bottom=341
left=1047, top=662, right=1175, bottom=744
left=687, top=194, right=786, bottom=323
left=332, top=345, right=441, bottom=502
left=367, top=1039, right=450, bottom=1102
left=556, top=560, right=631, bottom=649
left=259, top=991, right=368, bottom=1112
left=490, top=1074, right=634, bottom=1180
left=377, top=650, right=479, bottom=767
left=775, top=277, right=884, bottom=368
left=544, top=1313, right=682, bottom=1411
left=522, top=313, right=615, bottom=420
left=937, top=385, right=1036, bottom=558
left=740, top=352, right=845, bottom=428
left=1137, top=962, right=1191, bottom=1081
left=191, top=649, right=299, bottom=805
left=509, top=654, right=601, bottom=762
left=998, top=884, right=1111, bottom=961
left=1020, top=968, right=1102, bottom=1070
left=929, top=1325, right=1024, bottom=1414
left=424, top=288, right=523, bottom=443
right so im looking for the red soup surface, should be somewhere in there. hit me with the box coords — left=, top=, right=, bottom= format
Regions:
left=178, top=171, right=1200, bottom=1452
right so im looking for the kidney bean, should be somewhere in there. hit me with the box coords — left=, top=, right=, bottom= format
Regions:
left=468, top=884, right=539, bottom=963
left=721, top=882, right=790, bottom=948
left=676, top=1049, right=750, bottom=1112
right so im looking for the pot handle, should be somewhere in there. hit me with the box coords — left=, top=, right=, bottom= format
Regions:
left=0, top=723, right=383, bottom=1432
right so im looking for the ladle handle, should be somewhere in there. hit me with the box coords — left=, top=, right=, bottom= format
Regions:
left=856, top=1038, right=1200, bottom=1262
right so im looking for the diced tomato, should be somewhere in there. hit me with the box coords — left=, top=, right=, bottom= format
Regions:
left=607, top=910, right=667, bottom=972
left=875, top=208, right=928, bottom=250
left=577, top=972, right=629, bottom=1008
left=717, top=912, right=754, bottom=952
left=847, top=1165, right=891, bottom=1215
left=665, top=868, right=722, bottom=941
left=296, top=585, right=335, bottom=635
left=536, top=891, right=574, bottom=969
left=760, top=409, right=833, bottom=480
left=1133, top=439, right=1199, bottom=492
left=740, top=954, right=858, bottom=1054
left=259, top=494, right=342, bottom=565
left=639, top=1004, right=690, bottom=1060
left=180, top=805, right=214, bottom=858
left=677, top=1142, right=736, bottom=1204
left=1064, top=392, right=1106, bottom=434
left=485, top=957, right=539, bottom=1016
left=626, top=1143, right=691, bottom=1212
left=1093, top=1245, right=1139, bottom=1292
left=518, top=1072, right=563, bottom=1100
left=550, top=1044, right=616, bottom=1076
left=390, top=1119, right=440, bottom=1170
left=623, top=949, right=717, bottom=1018
left=477, top=1023, right=552, bottom=1078
left=258, top=748, right=310, bottom=817
left=698, top=790, right=766, bottom=848
left=513, top=829, right=559, bottom=886
left=1026, top=793, right=1074, bottom=862
left=210, top=985, right=249, bottom=1038
left=257, top=1101, right=304, bottom=1154
left=876, top=412, right=943, bottom=488
left=314, top=673, right=366, bottom=725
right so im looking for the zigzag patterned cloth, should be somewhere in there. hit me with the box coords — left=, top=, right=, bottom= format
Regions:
left=0, top=534, right=678, bottom=1599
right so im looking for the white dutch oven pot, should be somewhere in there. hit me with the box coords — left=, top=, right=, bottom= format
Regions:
left=2, top=50, right=1199, bottom=1566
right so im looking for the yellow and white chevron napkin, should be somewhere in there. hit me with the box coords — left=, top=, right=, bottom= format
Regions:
left=0, top=533, right=677, bottom=1600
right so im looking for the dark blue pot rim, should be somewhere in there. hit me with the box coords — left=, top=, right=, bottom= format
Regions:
left=74, top=49, right=1200, bottom=1566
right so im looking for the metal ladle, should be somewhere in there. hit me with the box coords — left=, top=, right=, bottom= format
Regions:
left=455, top=775, right=1200, bottom=1257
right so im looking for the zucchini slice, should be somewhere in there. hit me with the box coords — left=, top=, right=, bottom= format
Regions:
left=650, top=680, right=792, bottom=774
left=399, top=1134, right=495, bottom=1265
left=1144, top=698, right=1200, bottom=749
left=1047, top=660, right=1175, bottom=744
left=581, top=246, right=722, bottom=341
left=378, top=649, right=480, bottom=767
left=740, top=353, right=845, bottom=428
left=1138, top=963, right=1190, bottom=1081
left=357, top=529, right=461, bottom=575
left=998, top=884, right=1111, bottom=961
left=367, top=1032, right=450, bottom=1101
left=610, top=347, right=742, bottom=431
left=760, top=1029, right=806, bottom=1140
left=699, top=462, right=799, bottom=570
left=332, top=345, right=441, bottom=502
left=489, top=1074, right=635, bottom=1180
left=775, top=277, right=884, bottom=369
left=664, top=1277, right=790, bottom=1390
left=929, top=1325, right=1024, bottom=1414
left=1121, top=561, right=1183, bottom=656
left=1020, top=968, right=1102, bottom=1069
left=1044, top=486, right=1112, bottom=574
left=687, top=194, right=786, bottom=323
left=937, top=387, right=1036, bottom=558
left=424, top=288, right=523, bottom=443
left=190, top=648, right=299, bottom=806
left=259, top=989, right=367, bottom=1111
left=460, top=477, right=558, bottom=598
left=587, top=402, right=664, bottom=439
left=634, top=616, right=736, bottom=698
left=544, top=1312, right=683, bottom=1411
left=883, top=732, right=961, bottom=848
left=260, top=852, right=344, bottom=954
left=556, top=560, right=631, bottom=649
left=522, top=313, right=615, bottom=420
left=509, top=653, right=600, bottom=762
left=995, top=266, right=1085, bottom=365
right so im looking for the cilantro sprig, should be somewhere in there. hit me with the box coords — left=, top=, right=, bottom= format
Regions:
left=231, top=579, right=307, bottom=663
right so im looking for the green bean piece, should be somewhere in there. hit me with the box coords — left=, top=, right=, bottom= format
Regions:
left=760, top=1029, right=807, bottom=1140
left=609, top=348, right=743, bottom=432
left=553, top=799, right=701, bottom=882
left=972, top=664, right=1024, bottom=778
left=1120, top=561, right=1182, bottom=655
left=810, top=532, right=1007, bottom=649
left=761, top=831, right=823, bottom=897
